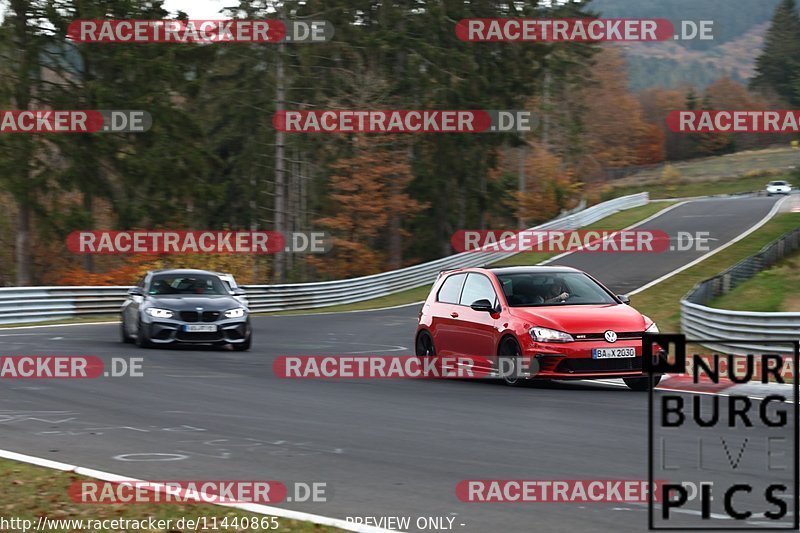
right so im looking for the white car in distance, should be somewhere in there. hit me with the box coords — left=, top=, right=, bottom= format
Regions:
left=766, top=180, right=792, bottom=196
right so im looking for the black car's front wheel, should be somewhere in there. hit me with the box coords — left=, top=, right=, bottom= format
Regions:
left=231, top=333, right=252, bottom=351
left=624, top=375, right=661, bottom=391
left=135, top=318, right=153, bottom=349
left=120, top=320, right=133, bottom=344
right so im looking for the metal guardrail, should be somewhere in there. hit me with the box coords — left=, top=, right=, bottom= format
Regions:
left=681, top=227, right=800, bottom=354
left=0, top=193, right=648, bottom=325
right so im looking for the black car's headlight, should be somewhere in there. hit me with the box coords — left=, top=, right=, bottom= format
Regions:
left=146, top=308, right=174, bottom=319
left=224, top=308, right=247, bottom=319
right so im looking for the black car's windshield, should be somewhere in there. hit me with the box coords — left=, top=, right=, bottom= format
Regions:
left=496, top=272, right=618, bottom=307
left=148, top=274, right=230, bottom=296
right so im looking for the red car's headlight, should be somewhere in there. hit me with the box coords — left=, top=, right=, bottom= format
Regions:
left=530, top=327, right=574, bottom=343
left=643, top=315, right=659, bottom=333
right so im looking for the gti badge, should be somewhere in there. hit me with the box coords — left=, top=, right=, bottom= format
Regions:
left=604, top=330, right=618, bottom=343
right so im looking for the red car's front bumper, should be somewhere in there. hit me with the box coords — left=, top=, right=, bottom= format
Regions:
left=522, top=339, right=650, bottom=380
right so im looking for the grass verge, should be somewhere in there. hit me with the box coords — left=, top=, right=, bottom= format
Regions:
left=608, top=146, right=800, bottom=184
left=631, top=212, right=800, bottom=332
left=601, top=173, right=781, bottom=201
left=0, top=458, right=344, bottom=532
left=709, top=249, right=800, bottom=312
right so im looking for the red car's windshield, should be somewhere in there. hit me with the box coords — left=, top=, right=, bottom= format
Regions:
left=496, top=272, right=617, bottom=307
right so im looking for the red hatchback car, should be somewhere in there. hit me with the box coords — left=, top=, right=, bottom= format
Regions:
left=415, top=266, right=661, bottom=390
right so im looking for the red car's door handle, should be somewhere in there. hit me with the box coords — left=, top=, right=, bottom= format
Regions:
left=450, top=312, right=459, bottom=318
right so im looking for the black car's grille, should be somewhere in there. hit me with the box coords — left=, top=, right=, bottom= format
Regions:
left=180, top=311, right=199, bottom=322
left=202, top=311, right=221, bottom=322
left=556, top=358, right=642, bottom=373
left=179, top=311, right=221, bottom=322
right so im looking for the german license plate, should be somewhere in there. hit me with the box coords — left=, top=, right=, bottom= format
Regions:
left=184, top=324, right=217, bottom=332
left=592, top=347, right=636, bottom=359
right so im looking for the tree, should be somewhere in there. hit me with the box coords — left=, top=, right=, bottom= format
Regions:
left=515, top=145, right=581, bottom=228
left=580, top=46, right=656, bottom=174
left=706, top=76, right=782, bottom=151
left=0, top=0, right=48, bottom=285
left=639, top=87, right=693, bottom=160
left=660, top=164, right=682, bottom=194
left=310, top=136, right=425, bottom=278
left=751, top=0, right=800, bottom=105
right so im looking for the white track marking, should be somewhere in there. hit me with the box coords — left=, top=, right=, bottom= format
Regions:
left=0, top=449, right=396, bottom=533
left=539, top=201, right=689, bottom=265
left=628, top=196, right=788, bottom=296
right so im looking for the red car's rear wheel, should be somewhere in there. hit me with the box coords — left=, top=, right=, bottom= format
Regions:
left=415, top=331, right=436, bottom=357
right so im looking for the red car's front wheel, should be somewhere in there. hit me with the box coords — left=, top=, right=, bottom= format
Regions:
left=499, top=337, right=525, bottom=387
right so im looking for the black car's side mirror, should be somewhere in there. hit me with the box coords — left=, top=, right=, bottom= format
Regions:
left=128, top=287, right=144, bottom=296
left=232, top=288, right=247, bottom=296
left=617, top=294, right=631, bottom=305
left=470, top=299, right=495, bottom=313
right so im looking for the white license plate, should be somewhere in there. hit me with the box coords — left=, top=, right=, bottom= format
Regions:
left=592, top=347, right=636, bottom=359
left=184, top=324, right=217, bottom=332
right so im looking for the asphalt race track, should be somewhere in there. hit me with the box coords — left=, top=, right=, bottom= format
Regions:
left=0, top=196, right=792, bottom=532
left=547, top=195, right=780, bottom=293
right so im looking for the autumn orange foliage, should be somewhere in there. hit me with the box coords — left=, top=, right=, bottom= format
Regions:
left=515, top=145, right=582, bottom=227
left=582, top=46, right=664, bottom=170
left=309, top=136, right=426, bottom=278
left=53, top=253, right=267, bottom=286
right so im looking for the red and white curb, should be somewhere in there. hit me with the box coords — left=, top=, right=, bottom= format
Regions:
left=659, top=374, right=795, bottom=400
left=589, top=375, right=794, bottom=401
left=791, top=195, right=800, bottom=213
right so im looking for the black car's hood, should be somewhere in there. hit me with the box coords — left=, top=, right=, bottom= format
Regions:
left=145, top=295, right=241, bottom=311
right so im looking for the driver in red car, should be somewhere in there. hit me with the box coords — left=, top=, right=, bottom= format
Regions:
left=543, top=280, right=570, bottom=304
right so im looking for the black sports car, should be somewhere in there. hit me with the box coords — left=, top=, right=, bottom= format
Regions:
left=120, top=269, right=252, bottom=350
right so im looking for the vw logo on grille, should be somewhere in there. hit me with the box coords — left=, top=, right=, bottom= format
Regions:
left=604, top=330, right=618, bottom=343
